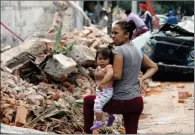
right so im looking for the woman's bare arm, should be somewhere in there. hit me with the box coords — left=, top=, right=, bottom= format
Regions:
left=141, top=55, right=158, bottom=82
left=113, top=54, right=123, bottom=80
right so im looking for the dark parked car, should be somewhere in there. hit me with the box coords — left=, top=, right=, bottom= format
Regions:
left=142, top=23, right=194, bottom=80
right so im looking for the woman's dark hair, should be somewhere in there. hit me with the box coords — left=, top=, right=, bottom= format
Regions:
left=125, top=10, right=131, bottom=16
left=95, top=45, right=114, bottom=64
left=115, top=20, right=136, bottom=39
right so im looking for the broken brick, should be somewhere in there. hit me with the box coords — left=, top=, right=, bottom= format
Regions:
left=176, top=84, right=185, bottom=88
left=68, top=84, right=75, bottom=93
left=39, top=82, right=53, bottom=88
left=188, top=93, right=192, bottom=97
left=6, top=98, right=16, bottom=106
left=92, top=130, right=99, bottom=134
left=63, top=81, right=71, bottom=87
left=1, top=104, right=10, bottom=109
left=59, top=73, right=68, bottom=82
left=118, top=127, right=125, bottom=134
left=145, top=88, right=151, bottom=93
left=15, top=105, right=28, bottom=126
left=51, top=92, right=60, bottom=101
left=178, top=99, right=185, bottom=103
left=178, top=91, right=189, bottom=99
left=26, top=95, right=44, bottom=104
left=2, top=118, right=9, bottom=125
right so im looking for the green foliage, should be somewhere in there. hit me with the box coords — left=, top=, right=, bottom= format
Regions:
left=53, top=22, right=75, bottom=54
left=53, top=22, right=63, bottom=53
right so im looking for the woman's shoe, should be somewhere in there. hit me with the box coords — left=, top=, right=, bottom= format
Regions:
left=106, top=115, right=115, bottom=127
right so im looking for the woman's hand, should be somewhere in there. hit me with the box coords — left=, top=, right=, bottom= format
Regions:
left=141, top=55, right=158, bottom=82
left=139, top=78, right=143, bottom=93
left=139, top=78, right=143, bottom=88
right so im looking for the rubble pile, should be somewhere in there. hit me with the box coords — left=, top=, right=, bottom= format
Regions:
left=59, top=26, right=113, bottom=50
left=0, top=25, right=114, bottom=134
left=0, top=70, right=95, bottom=134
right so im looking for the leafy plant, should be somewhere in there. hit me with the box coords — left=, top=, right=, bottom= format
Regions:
left=53, top=22, right=63, bottom=53
left=53, top=22, right=75, bottom=54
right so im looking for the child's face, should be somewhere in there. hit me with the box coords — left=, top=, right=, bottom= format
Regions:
left=96, top=54, right=110, bottom=68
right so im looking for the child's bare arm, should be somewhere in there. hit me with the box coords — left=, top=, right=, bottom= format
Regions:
left=99, top=65, right=113, bottom=86
left=94, top=67, right=105, bottom=80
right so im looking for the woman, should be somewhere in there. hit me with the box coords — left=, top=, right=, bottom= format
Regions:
left=83, top=20, right=158, bottom=134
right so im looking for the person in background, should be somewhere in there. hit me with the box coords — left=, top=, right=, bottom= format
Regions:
left=88, top=12, right=95, bottom=24
left=139, top=4, right=153, bottom=30
left=177, top=7, right=182, bottom=22
left=125, top=10, right=148, bottom=39
left=96, top=10, right=108, bottom=29
left=167, top=10, right=178, bottom=24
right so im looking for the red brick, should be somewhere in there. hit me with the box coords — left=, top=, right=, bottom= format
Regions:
left=145, top=88, right=151, bottom=93
left=2, top=118, right=9, bottom=125
left=62, top=81, right=71, bottom=87
left=178, top=91, right=189, bottom=99
left=51, top=92, right=60, bottom=101
left=178, top=99, right=185, bottom=103
left=6, top=98, right=16, bottom=106
left=15, top=105, right=28, bottom=126
left=176, top=84, right=185, bottom=88
left=188, top=93, right=192, bottom=97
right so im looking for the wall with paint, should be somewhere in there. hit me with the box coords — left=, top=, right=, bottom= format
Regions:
left=1, top=1, right=74, bottom=47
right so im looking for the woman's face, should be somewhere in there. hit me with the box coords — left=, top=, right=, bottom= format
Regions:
left=111, top=24, right=129, bottom=46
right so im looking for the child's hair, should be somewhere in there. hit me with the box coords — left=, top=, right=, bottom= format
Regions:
left=95, top=45, right=114, bottom=65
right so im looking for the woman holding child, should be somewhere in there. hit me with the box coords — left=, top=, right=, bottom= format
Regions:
left=83, top=20, right=158, bottom=134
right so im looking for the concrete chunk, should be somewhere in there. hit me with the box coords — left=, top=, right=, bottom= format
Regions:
left=1, top=39, right=47, bottom=67
left=44, top=54, right=77, bottom=79
left=68, top=45, right=96, bottom=67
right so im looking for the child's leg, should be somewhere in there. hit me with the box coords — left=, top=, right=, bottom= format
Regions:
left=90, top=93, right=104, bottom=130
left=91, top=88, right=113, bottom=130
left=95, top=88, right=115, bottom=127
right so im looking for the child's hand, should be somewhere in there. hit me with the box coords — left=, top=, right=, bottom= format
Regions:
left=98, top=84, right=105, bottom=91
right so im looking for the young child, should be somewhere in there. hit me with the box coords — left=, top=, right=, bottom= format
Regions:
left=90, top=46, right=115, bottom=130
